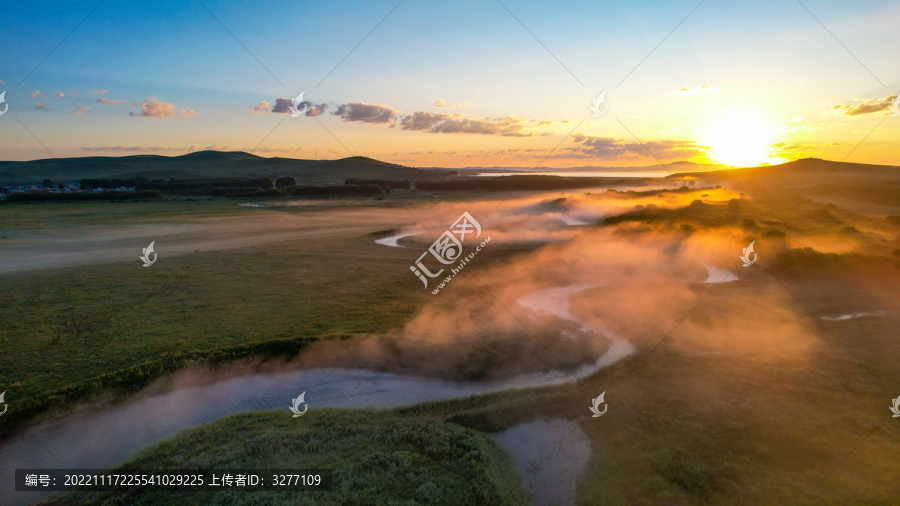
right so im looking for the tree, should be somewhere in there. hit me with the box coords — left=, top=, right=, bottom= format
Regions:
left=43, top=179, right=53, bottom=187
left=58, top=183, right=64, bottom=190
left=275, top=176, right=296, bottom=189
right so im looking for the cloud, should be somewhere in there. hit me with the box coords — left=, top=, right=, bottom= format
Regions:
left=30, top=90, right=44, bottom=99
left=332, top=102, right=398, bottom=123
left=679, top=85, right=716, bottom=94
left=91, top=90, right=108, bottom=94
left=129, top=97, right=177, bottom=118
left=446, top=103, right=470, bottom=109
left=400, top=112, right=537, bottom=137
left=399, top=111, right=451, bottom=131
left=430, top=99, right=445, bottom=107
left=35, top=103, right=45, bottom=110
left=56, top=92, right=65, bottom=98
left=250, top=101, right=271, bottom=115
left=832, top=95, right=898, bottom=116
left=563, top=134, right=709, bottom=160
left=179, top=109, right=196, bottom=117
left=96, top=98, right=125, bottom=104
left=271, top=97, right=327, bottom=116
left=73, top=106, right=90, bottom=116
left=271, top=97, right=293, bottom=114
left=304, top=102, right=327, bottom=116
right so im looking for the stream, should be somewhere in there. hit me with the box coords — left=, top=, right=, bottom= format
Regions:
left=0, top=266, right=734, bottom=505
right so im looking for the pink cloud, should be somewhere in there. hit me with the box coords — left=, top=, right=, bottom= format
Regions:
left=74, top=106, right=90, bottom=116
left=129, top=97, right=176, bottom=118
left=96, top=98, right=125, bottom=104
left=250, top=101, right=271, bottom=115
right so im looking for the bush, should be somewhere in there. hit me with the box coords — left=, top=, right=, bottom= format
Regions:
left=275, top=176, right=296, bottom=188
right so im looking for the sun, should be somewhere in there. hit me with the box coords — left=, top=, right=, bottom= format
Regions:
left=704, top=108, right=776, bottom=167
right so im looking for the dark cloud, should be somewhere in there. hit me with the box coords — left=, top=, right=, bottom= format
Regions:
left=272, top=97, right=293, bottom=114
left=400, top=113, right=535, bottom=137
left=304, top=102, right=327, bottom=116
left=271, top=97, right=327, bottom=116
left=399, top=111, right=451, bottom=130
left=832, top=95, right=897, bottom=116
left=332, top=102, right=398, bottom=123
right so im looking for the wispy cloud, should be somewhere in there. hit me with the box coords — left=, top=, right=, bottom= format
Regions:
left=832, top=95, right=897, bottom=116
left=73, top=106, right=90, bottom=116
left=96, top=98, right=125, bottom=104
left=679, top=85, right=716, bottom=94
left=564, top=134, right=708, bottom=160
left=250, top=101, right=271, bottom=115
left=400, top=112, right=539, bottom=137
left=332, top=102, right=398, bottom=123
left=129, top=97, right=193, bottom=118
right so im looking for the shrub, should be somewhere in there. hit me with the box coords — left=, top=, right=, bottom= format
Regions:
left=275, top=176, right=296, bottom=188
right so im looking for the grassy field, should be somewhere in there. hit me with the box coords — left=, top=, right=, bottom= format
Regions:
left=5, top=182, right=900, bottom=505
left=40, top=409, right=527, bottom=506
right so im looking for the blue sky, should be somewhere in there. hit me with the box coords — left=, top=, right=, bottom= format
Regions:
left=1, top=0, right=898, bottom=167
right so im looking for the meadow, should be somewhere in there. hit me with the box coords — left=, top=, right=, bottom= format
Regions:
left=3, top=177, right=900, bottom=505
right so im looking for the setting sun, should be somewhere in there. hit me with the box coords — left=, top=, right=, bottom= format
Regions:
left=704, top=108, right=777, bottom=167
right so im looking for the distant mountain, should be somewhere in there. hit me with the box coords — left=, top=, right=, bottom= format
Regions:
left=0, top=151, right=455, bottom=185
left=667, top=158, right=900, bottom=185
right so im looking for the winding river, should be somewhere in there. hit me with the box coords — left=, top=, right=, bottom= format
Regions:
left=0, top=265, right=734, bottom=506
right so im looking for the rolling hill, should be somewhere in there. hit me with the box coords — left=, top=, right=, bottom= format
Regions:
left=0, top=151, right=456, bottom=185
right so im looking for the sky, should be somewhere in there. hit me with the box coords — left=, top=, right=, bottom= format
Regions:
left=1, top=0, right=899, bottom=168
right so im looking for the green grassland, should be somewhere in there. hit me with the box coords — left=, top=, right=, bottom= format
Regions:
left=40, top=410, right=526, bottom=506
left=5, top=180, right=900, bottom=505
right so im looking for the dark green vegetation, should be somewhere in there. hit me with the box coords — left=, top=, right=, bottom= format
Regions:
left=285, top=184, right=386, bottom=197
left=0, top=150, right=454, bottom=186
left=345, top=178, right=411, bottom=190
left=416, top=174, right=649, bottom=192
left=41, top=410, right=526, bottom=506
left=6, top=189, right=163, bottom=202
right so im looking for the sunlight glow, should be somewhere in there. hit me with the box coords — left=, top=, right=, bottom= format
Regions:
left=704, top=109, right=776, bottom=167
